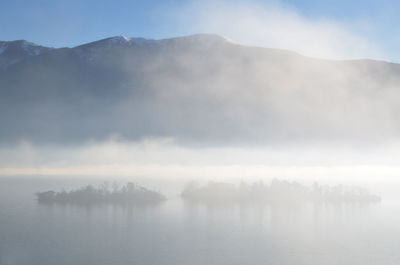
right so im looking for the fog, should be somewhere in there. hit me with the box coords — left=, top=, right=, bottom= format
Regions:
left=171, top=0, right=383, bottom=60
left=1, top=175, right=399, bottom=265
left=2, top=139, right=400, bottom=190
left=1, top=31, right=400, bottom=146
left=3, top=1, right=400, bottom=264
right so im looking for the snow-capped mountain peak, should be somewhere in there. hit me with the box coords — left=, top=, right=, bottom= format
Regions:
left=107, top=36, right=132, bottom=44
left=0, top=40, right=52, bottom=69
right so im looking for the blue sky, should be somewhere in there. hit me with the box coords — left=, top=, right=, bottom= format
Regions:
left=1, top=0, right=399, bottom=61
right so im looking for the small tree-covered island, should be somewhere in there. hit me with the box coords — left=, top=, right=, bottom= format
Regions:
left=36, top=182, right=166, bottom=205
left=182, top=180, right=381, bottom=204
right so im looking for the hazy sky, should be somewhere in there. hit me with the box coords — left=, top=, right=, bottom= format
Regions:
left=1, top=0, right=399, bottom=61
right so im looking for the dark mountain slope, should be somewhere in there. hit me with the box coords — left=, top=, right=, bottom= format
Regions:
left=1, top=34, right=400, bottom=145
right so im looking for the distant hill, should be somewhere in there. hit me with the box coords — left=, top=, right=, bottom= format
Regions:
left=1, top=34, right=400, bottom=145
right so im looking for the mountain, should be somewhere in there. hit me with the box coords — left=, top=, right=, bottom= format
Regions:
left=0, top=40, right=53, bottom=69
left=1, top=34, right=400, bottom=145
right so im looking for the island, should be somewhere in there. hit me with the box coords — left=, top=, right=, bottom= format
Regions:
left=36, top=182, right=167, bottom=205
left=181, top=179, right=381, bottom=204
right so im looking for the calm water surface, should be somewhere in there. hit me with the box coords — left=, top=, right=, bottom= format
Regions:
left=1, top=178, right=400, bottom=265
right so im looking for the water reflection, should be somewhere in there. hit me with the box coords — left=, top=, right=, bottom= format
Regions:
left=1, top=179, right=396, bottom=265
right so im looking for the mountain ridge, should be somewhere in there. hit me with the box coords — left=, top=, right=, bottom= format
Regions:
left=1, top=34, right=400, bottom=145
left=1, top=34, right=396, bottom=65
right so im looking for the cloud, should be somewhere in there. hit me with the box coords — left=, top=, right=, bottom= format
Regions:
left=2, top=139, right=400, bottom=186
left=173, top=0, right=382, bottom=60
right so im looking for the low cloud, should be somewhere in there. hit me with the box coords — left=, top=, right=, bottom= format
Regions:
left=2, top=139, right=400, bottom=185
left=173, top=0, right=382, bottom=60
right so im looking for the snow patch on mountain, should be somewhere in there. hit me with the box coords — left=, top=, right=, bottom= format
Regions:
left=73, top=36, right=164, bottom=61
left=18, top=40, right=49, bottom=56
left=0, top=42, right=7, bottom=55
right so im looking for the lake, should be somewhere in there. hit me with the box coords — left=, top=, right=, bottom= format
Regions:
left=0, top=177, right=399, bottom=265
